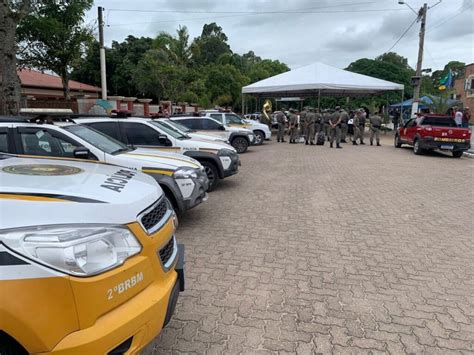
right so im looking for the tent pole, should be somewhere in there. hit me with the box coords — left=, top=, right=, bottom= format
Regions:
left=400, top=89, right=404, bottom=125
left=318, top=90, right=321, bottom=111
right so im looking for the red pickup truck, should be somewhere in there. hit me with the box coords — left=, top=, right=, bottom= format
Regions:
left=395, top=114, right=471, bottom=158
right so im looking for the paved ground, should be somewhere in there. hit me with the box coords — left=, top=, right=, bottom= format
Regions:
left=145, top=133, right=474, bottom=354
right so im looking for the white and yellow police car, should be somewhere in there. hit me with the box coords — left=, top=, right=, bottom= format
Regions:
left=0, top=117, right=208, bottom=215
left=0, top=154, right=184, bottom=354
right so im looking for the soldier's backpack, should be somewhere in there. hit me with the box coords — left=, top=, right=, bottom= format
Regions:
left=316, top=131, right=325, bottom=145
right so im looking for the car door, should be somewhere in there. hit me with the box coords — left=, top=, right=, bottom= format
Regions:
left=402, top=119, right=418, bottom=144
left=15, top=127, right=90, bottom=159
left=209, top=114, right=224, bottom=124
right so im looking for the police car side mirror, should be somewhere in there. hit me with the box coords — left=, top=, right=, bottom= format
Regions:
left=158, top=134, right=172, bottom=146
left=218, top=125, right=226, bottom=131
left=73, top=146, right=90, bottom=159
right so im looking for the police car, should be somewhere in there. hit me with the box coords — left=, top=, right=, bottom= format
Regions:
left=0, top=117, right=209, bottom=215
left=201, top=110, right=272, bottom=145
left=159, top=118, right=230, bottom=144
left=74, top=116, right=240, bottom=190
left=169, top=116, right=255, bottom=153
left=0, top=154, right=183, bottom=354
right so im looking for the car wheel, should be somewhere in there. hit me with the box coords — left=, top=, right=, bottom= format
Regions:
left=231, top=136, right=249, bottom=153
left=413, top=139, right=423, bottom=155
left=394, top=134, right=402, bottom=148
left=201, top=161, right=219, bottom=191
left=452, top=151, right=463, bottom=158
left=253, top=130, right=265, bottom=145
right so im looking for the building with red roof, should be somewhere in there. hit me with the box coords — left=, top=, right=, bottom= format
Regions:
left=18, top=69, right=101, bottom=100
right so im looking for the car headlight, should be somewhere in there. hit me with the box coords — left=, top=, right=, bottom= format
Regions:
left=173, top=167, right=198, bottom=179
left=0, top=225, right=141, bottom=276
left=218, top=148, right=236, bottom=157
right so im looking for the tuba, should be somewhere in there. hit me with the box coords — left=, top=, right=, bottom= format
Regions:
left=262, top=100, right=272, bottom=124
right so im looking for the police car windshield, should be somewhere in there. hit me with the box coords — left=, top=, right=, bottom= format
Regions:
left=166, top=120, right=194, bottom=133
left=64, top=125, right=132, bottom=155
left=149, top=120, right=189, bottom=140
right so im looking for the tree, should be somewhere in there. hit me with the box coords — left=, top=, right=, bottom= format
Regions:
left=0, top=0, right=34, bottom=115
left=191, top=23, right=232, bottom=66
left=17, top=0, right=94, bottom=100
left=154, top=26, right=192, bottom=67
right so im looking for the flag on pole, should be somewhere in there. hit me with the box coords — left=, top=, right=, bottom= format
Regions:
left=439, top=69, right=454, bottom=88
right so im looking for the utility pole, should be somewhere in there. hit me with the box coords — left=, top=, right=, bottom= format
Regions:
left=98, top=6, right=107, bottom=100
left=411, top=3, right=427, bottom=118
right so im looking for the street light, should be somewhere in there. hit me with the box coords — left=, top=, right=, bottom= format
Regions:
left=398, top=1, right=419, bottom=15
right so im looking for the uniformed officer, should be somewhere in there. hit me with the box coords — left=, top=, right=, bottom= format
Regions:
left=358, top=109, right=366, bottom=144
left=324, top=109, right=331, bottom=141
left=369, top=112, right=383, bottom=146
left=314, top=108, right=323, bottom=134
left=329, top=107, right=342, bottom=148
left=352, top=109, right=361, bottom=145
left=340, top=108, right=349, bottom=143
left=288, top=108, right=298, bottom=144
left=300, top=107, right=308, bottom=139
left=304, top=107, right=316, bottom=145
left=275, top=111, right=286, bottom=143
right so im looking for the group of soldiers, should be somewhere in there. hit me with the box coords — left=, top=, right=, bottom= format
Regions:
left=273, top=106, right=383, bottom=148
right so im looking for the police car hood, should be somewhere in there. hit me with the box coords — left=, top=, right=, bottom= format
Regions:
left=0, top=156, right=162, bottom=229
left=243, top=119, right=268, bottom=130
left=188, top=132, right=228, bottom=142
left=120, top=148, right=202, bottom=169
left=183, top=138, right=237, bottom=152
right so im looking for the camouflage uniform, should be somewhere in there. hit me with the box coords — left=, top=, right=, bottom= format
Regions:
left=329, top=110, right=342, bottom=148
left=304, top=108, right=316, bottom=145
left=275, top=111, right=286, bottom=142
left=370, top=114, right=383, bottom=146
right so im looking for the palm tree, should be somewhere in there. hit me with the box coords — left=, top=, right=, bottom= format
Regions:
left=153, top=26, right=191, bottom=67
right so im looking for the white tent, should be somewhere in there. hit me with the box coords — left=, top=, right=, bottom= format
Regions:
left=242, top=62, right=404, bottom=97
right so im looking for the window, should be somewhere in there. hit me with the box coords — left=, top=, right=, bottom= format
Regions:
left=225, top=114, right=244, bottom=125
left=64, top=125, right=129, bottom=154
left=210, top=114, right=223, bottom=123
left=168, top=120, right=193, bottom=133
left=149, top=120, right=187, bottom=140
left=87, top=122, right=120, bottom=140
left=406, top=119, right=416, bottom=128
left=0, top=132, right=8, bottom=153
left=19, top=129, right=80, bottom=157
left=420, top=117, right=456, bottom=127
left=121, top=122, right=162, bottom=146
left=202, top=119, right=222, bottom=130
left=176, top=119, right=201, bottom=130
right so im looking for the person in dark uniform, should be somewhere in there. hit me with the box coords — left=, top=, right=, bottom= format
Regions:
left=288, top=108, right=298, bottom=144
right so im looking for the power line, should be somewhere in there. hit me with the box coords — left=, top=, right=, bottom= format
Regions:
left=425, top=2, right=474, bottom=34
left=384, top=16, right=419, bottom=53
left=108, top=1, right=376, bottom=14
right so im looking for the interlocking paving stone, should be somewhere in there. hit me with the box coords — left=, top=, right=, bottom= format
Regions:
left=143, top=134, right=474, bottom=354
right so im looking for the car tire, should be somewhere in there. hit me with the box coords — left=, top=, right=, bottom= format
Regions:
left=413, top=139, right=423, bottom=155
left=231, top=136, right=249, bottom=153
left=452, top=151, right=463, bottom=158
left=394, top=134, right=402, bottom=148
left=253, top=130, right=265, bottom=145
left=201, top=161, right=219, bottom=192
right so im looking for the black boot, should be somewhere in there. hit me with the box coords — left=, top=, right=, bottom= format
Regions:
left=330, top=143, right=333, bottom=148
left=353, top=141, right=358, bottom=145
left=377, top=143, right=381, bottom=146
left=370, top=142, right=373, bottom=146
left=277, top=139, right=280, bottom=143
left=281, top=139, right=286, bottom=143
left=341, top=139, right=347, bottom=143
left=360, top=141, right=365, bottom=145
left=336, top=144, right=342, bottom=149
left=305, top=141, right=309, bottom=145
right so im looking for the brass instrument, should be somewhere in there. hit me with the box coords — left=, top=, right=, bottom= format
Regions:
left=262, top=99, right=272, bottom=124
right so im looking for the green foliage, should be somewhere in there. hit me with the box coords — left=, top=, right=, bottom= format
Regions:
left=72, top=23, right=288, bottom=109
left=17, top=0, right=94, bottom=99
left=427, top=90, right=454, bottom=114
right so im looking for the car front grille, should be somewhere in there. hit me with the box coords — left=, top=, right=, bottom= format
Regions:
left=138, top=197, right=172, bottom=234
left=159, top=236, right=176, bottom=268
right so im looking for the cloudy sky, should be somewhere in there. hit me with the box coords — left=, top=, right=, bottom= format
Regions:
left=86, top=0, right=474, bottom=71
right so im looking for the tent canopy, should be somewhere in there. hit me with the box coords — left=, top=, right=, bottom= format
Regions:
left=389, top=95, right=462, bottom=109
left=242, top=62, right=404, bottom=97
